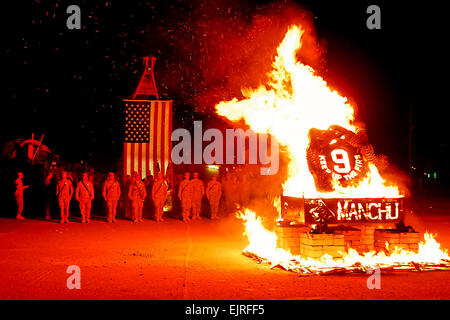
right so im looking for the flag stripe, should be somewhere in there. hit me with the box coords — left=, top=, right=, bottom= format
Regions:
left=142, top=140, right=147, bottom=177
left=134, top=144, right=138, bottom=175
left=169, top=102, right=173, bottom=172
left=169, top=103, right=173, bottom=187
left=123, top=143, right=130, bottom=175
left=153, top=101, right=159, bottom=175
left=146, top=136, right=150, bottom=176
left=158, top=101, right=164, bottom=175
left=149, top=101, right=155, bottom=175
left=130, top=142, right=135, bottom=176
left=138, top=143, right=142, bottom=178
left=164, top=101, right=169, bottom=175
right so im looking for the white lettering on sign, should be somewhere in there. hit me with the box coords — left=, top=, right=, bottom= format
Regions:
left=318, top=155, right=331, bottom=172
left=354, top=155, right=363, bottom=172
left=336, top=200, right=400, bottom=222
left=368, top=203, right=381, bottom=220
left=330, top=149, right=351, bottom=173
left=337, top=201, right=349, bottom=220
left=387, top=203, right=399, bottom=220
left=332, top=172, right=342, bottom=180
left=318, top=150, right=363, bottom=182
left=343, top=170, right=358, bottom=181
left=358, top=203, right=367, bottom=219
left=348, top=202, right=360, bottom=220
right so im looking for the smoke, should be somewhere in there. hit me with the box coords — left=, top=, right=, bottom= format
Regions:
left=144, top=0, right=325, bottom=113
left=223, top=145, right=291, bottom=229
left=379, top=162, right=412, bottom=197
left=191, top=0, right=325, bottom=112
left=142, top=0, right=325, bottom=226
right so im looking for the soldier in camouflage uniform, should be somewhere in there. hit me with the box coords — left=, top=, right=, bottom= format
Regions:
left=75, top=173, right=95, bottom=223
left=206, top=174, right=222, bottom=219
left=189, top=172, right=204, bottom=220
left=152, top=173, right=168, bottom=222
left=14, top=172, right=30, bottom=220
left=102, top=172, right=121, bottom=223
left=45, top=172, right=55, bottom=220
left=178, top=172, right=192, bottom=222
left=143, top=171, right=154, bottom=219
left=56, top=171, right=74, bottom=223
left=128, top=172, right=147, bottom=222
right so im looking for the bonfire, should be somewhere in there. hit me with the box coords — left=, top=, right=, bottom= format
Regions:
left=215, top=25, right=450, bottom=275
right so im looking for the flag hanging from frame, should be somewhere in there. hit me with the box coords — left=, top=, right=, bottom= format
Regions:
left=123, top=99, right=173, bottom=180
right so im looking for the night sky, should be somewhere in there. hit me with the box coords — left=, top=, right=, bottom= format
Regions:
left=1, top=0, right=448, bottom=184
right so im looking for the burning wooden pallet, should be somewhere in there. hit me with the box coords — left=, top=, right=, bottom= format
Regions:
left=243, top=250, right=450, bottom=275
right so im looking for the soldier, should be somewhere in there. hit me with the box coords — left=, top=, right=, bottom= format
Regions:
left=144, top=171, right=153, bottom=188
left=143, top=171, right=154, bottom=219
left=178, top=172, right=192, bottom=222
left=222, top=173, right=233, bottom=215
left=173, top=173, right=184, bottom=216
left=67, top=171, right=74, bottom=184
left=14, top=172, right=30, bottom=220
left=123, top=174, right=131, bottom=219
left=56, top=171, right=74, bottom=223
left=88, top=170, right=94, bottom=183
left=44, top=172, right=55, bottom=220
left=102, top=172, right=121, bottom=223
left=152, top=173, right=168, bottom=222
left=75, top=173, right=95, bottom=223
left=229, top=174, right=240, bottom=212
left=128, top=171, right=147, bottom=222
left=206, top=174, right=222, bottom=219
left=189, top=172, right=204, bottom=220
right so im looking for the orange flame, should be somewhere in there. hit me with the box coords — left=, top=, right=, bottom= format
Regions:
left=216, top=25, right=399, bottom=198
left=216, top=25, right=450, bottom=272
left=238, top=209, right=450, bottom=273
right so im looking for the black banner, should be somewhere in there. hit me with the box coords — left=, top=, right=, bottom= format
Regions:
left=2, top=300, right=448, bottom=319
left=282, top=196, right=404, bottom=224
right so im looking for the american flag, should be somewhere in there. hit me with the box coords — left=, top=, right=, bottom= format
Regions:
left=123, top=99, right=173, bottom=180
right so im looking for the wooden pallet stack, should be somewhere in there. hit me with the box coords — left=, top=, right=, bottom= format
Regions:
left=359, top=225, right=376, bottom=252
left=275, top=225, right=308, bottom=255
left=332, top=226, right=362, bottom=252
left=299, top=233, right=345, bottom=259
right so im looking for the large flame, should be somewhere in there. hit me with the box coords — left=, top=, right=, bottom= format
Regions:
left=239, top=209, right=450, bottom=273
left=216, top=25, right=399, bottom=198
left=216, top=25, right=450, bottom=272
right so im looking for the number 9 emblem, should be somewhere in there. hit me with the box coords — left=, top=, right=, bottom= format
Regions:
left=307, top=126, right=369, bottom=192
left=330, top=149, right=352, bottom=174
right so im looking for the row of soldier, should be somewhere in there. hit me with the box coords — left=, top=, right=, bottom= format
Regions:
left=178, top=172, right=222, bottom=222
left=14, top=170, right=222, bottom=223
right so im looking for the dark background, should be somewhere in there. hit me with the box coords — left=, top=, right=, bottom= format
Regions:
left=0, top=0, right=448, bottom=187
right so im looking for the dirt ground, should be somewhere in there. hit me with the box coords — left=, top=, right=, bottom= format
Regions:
left=1, top=201, right=450, bottom=300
